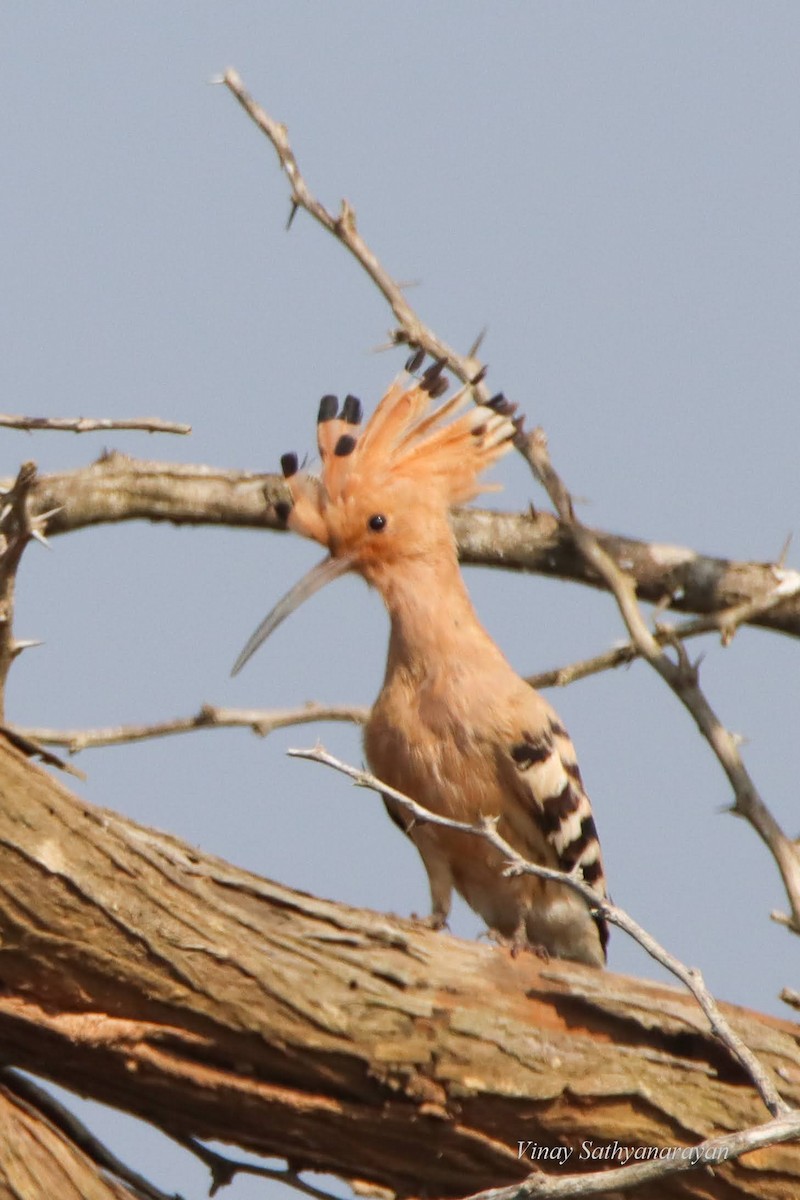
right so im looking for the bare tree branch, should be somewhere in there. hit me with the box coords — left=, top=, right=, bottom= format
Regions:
left=289, top=744, right=792, bottom=1122
left=20, top=702, right=369, bottom=754
left=0, top=462, right=52, bottom=718
left=220, top=69, right=487, bottom=387
left=526, top=583, right=800, bottom=690
left=9, top=454, right=800, bottom=640
left=15, top=584, right=795, bottom=752
left=216, top=69, right=800, bottom=664
left=518, top=426, right=800, bottom=937
left=2, top=737, right=799, bottom=1199
left=0, top=725, right=86, bottom=779
left=0, top=415, right=190, bottom=435
left=175, top=1135, right=346, bottom=1200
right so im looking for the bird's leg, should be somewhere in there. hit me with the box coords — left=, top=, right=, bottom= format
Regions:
left=414, top=845, right=453, bottom=932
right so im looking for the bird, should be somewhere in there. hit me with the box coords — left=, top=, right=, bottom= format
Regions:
left=233, top=360, right=608, bottom=967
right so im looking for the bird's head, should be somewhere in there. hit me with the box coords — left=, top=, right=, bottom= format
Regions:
left=232, top=365, right=519, bottom=674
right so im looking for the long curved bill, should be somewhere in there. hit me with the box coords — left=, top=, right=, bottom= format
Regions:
left=231, top=554, right=353, bottom=676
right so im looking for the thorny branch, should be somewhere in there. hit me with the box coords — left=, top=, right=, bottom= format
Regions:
left=526, top=586, right=800, bottom=690
left=0, top=414, right=190, bottom=435
left=0, top=66, right=794, bottom=1200
left=0, top=462, right=55, bottom=720
left=9, top=458, right=800, bottom=642
left=216, top=69, right=800, bottom=939
left=520, top=426, right=800, bottom=937
left=220, top=69, right=488, bottom=390
left=289, top=744, right=792, bottom=1124
left=175, top=1136, right=344, bottom=1200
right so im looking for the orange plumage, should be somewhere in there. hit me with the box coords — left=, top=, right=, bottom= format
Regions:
left=234, top=364, right=608, bottom=966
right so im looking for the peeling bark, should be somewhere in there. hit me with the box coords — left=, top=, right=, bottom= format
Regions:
left=0, top=738, right=798, bottom=1198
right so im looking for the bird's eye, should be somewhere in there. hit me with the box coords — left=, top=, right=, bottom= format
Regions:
left=367, top=514, right=387, bottom=532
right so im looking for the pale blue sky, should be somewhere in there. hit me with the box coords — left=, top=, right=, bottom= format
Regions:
left=3, top=5, right=799, bottom=1198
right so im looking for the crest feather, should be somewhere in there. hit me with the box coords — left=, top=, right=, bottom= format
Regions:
left=282, top=373, right=518, bottom=544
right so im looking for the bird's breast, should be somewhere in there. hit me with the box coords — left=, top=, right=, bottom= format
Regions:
left=365, top=666, right=502, bottom=822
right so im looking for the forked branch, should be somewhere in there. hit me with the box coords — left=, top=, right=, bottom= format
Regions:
left=216, top=68, right=800, bottom=939
left=518, top=426, right=800, bottom=937
left=8, top=450, right=800, bottom=645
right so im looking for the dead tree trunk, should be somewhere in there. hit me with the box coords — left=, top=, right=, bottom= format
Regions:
left=0, top=736, right=797, bottom=1198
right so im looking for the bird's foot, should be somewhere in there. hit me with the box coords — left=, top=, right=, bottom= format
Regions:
left=411, top=910, right=450, bottom=932
left=485, top=925, right=550, bottom=962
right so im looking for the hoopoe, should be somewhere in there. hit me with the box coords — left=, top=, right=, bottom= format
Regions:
left=233, top=363, right=608, bottom=966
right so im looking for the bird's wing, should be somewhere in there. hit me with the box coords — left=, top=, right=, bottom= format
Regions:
left=495, top=701, right=609, bottom=954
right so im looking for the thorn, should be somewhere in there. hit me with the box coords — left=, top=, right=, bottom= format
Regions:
left=31, top=528, right=51, bottom=550
left=0, top=504, right=11, bottom=524
left=470, top=364, right=488, bottom=386
left=11, top=639, right=43, bottom=658
left=280, top=452, right=299, bottom=478
left=208, top=74, right=225, bottom=86
left=35, top=506, right=64, bottom=525
left=771, top=568, right=800, bottom=598
left=371, top=338, right=400, bottom=355
left=466, top=326, right=488, bottom=359
left=286, top=201, right=299, bottom=231
left=776, top=531, right=793, bottom=568
left=405, top=347, right=425, bottom=375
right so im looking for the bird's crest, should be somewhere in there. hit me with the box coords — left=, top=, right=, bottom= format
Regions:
left=279, top=363, right=521, bottom=548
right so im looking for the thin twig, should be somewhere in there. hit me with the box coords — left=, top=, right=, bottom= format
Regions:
left=289, top=743, right=792, bottom=1121
left=19, top=701, right=369, bottom=754
left=520, top=426, right=800, bottom=936
left=0, top=415, right=191, bottom=435
left=0, top=725, right=86, bottom=779
left=218, top=65, right=798, bottom=665
left=526, top=584, right=800, bottom=689
left=467, top=1112, right=800, bottom=1199
left=220, top=68, right=491, bottom=396
left=173, top=1135, right=346, bottom=1200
